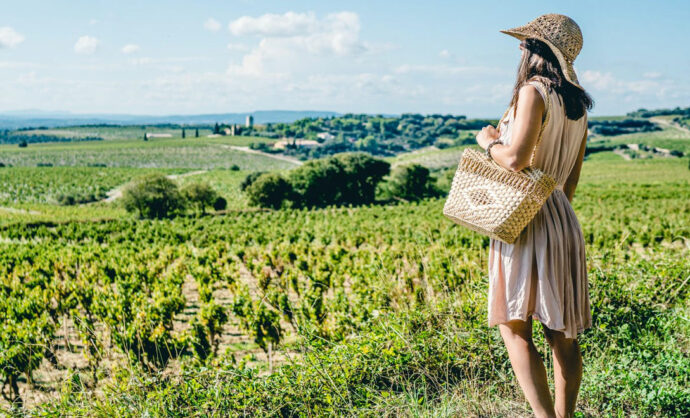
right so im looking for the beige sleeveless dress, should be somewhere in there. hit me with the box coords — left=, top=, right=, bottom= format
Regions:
left=487, top=79, right=592, bottom=339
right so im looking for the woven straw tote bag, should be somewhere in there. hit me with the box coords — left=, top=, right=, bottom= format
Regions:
left=443, top=80, right=556, bottom=244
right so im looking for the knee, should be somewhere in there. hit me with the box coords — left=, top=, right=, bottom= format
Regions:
left=499, top=320, right=534, bottom=347
left=543, top=327, right=578, bottom=352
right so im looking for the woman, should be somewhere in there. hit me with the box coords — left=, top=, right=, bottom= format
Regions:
left=474, top=14, right=594, bottom=418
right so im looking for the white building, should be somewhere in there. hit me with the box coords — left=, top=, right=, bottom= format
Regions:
left=273, top=138, right=320, bottom=149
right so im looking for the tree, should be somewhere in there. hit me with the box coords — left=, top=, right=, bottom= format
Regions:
left=143, top=132, right=148, bottom=141
left=383, top=163, right=440, bottom=201
left=213, top=123, right=220, bottom=134
left=245, top=173, right=293, bottom=209
left=121, top=174, right=186, bottom=219
left=195, top=128, right=199, bottom=138
left=182, top=128, right=186, bottom=138
left=18, top=140, right=27, bottom=148
left=240, top=171, right=267, bottom=192
left=213, top=196, right=227, bottom=211
left=289, top=152, right=389, bottom=208
left=180, top=182, right=218, bottom=215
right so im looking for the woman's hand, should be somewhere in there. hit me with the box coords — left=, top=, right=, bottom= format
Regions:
left=476, top=125, right=500, bottom=150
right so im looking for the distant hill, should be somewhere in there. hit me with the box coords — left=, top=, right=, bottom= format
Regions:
left=0, top=110, right=342, bottom=129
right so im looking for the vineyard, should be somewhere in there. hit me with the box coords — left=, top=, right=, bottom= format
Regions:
left=0, top=121, right=688, bottom=415
left=0, top=138, right=295, bottom=170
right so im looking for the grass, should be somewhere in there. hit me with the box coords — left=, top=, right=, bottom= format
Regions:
left=0, top=124, right=688, bottom=416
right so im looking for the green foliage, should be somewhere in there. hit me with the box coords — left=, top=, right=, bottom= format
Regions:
left=0, top=154, right=688, bottom=415
left=122, top=173, right=186, bottom=219
left=180, top=182, right=219, bottom=215
left=239, top=171, right=266, bottom=192
left=381, top=163, right=440, bottom=201
left=253, top=113, right=494, bottom=159
left=588, top=118, right=661, bottom=136
left=288, top=152, right=390, bottom=208
left=627, top=105, right=690, bottom=118
left=213, top=196, right=227, bottom=211
left=245, top=173, right=293, bottom=209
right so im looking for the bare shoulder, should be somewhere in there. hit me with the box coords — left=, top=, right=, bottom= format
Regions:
left=516, top=84, right=545, bottom=114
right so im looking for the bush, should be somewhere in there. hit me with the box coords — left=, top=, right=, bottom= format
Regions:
left=230, top=164, right=240, bottom=171
left=382, top=163, right=440, bottom=201
left=56, top=193, right=99, bottom=206
left=213, top=196, right=228, bottom=211
left=240, top=171, right=266, bottom=192
left=180, top=182, right=219, bottom=215
left=288, top=152, right=390, bottom=208
left=122, top=174, right=186, bottom=219
left=245, top=173, right=293, bottom=209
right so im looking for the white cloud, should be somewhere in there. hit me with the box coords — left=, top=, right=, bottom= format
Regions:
left=229, top=11, right=318, bottom=37
left=643, top=71, right=662, bottom=79
left=89, top=19, right=99, bottom=26
left=439, top=49, right=451, bottom=59
left=579, top=69, right=690, bottom=107
left=74, top=36, right=100, bottom=55
left=581, top=70, right=662, bottom=95
left=0, top=27, right=25, bottom=48
left=204, top=18, right=221, bottom=32
left=227, top=42, right=249, bottom=52
left=581, top=70, right=616, bottom=90
left=121, top=44, right=140, bottom=54
left=229, top=11, right=367, bottom=56
left=394, top=64, right=504, bottom=76
left=130, top=57, right=155, bottom=66
left=226, top=11, right=370, bottom=79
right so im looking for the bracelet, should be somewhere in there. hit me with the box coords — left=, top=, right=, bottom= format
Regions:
left=485, top=139, right=502, bottom=160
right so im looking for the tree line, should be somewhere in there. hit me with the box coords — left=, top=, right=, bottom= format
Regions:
left=242, top=152, right=441, bottom=209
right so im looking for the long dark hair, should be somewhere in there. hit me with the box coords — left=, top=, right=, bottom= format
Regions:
left=509, top=38, right=594, bottom=120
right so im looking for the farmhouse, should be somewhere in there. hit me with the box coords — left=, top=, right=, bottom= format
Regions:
left=145, top=133, right=173, bottom=139
left=316, top=132, right=335, bottom=140
left=273, top=138, right=320, bottom=149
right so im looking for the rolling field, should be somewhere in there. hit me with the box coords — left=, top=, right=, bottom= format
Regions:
left=0, top=122, right=688, bottom=416
left=0, top=137, right=296, bottom=170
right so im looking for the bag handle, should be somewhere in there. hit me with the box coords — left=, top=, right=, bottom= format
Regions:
left=494, top=79, right=551, bottom=169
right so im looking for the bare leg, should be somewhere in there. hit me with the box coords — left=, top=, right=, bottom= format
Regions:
left=499, top=319, right=556, bottom=418
left=543, top=326, right=582, bottom=418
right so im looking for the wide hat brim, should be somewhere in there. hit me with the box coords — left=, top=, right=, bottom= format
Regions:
left=500, top=28, right=584, bottom=91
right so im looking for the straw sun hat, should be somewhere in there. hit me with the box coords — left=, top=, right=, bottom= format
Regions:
left=500, top=13, right=584, bottom=90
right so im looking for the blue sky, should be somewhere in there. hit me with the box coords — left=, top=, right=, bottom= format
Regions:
left=0, top=0, right=688, bottom=117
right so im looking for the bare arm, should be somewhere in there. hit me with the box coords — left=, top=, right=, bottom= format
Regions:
left=476, top=84, right=545, bottom=172
left=563, top=125, right=588, bottom=202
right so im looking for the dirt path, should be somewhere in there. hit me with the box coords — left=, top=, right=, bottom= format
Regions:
left=650, top=117, right=690, bottom=135
left=221, top=145, right=303, bottom=166
left=103, top=170, right=208, bottom=202
left=613, top=149, right=632, bottom=160
left=0, top=206, right=42, bottom=215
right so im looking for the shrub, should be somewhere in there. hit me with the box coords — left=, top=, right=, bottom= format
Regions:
left=383, top=163, right=440, bottom=201
left=56, top=193, right=99, bottom=206
left=213, top=196, right=228, bottom=211
left=121, top=174, right=186, bottom=219
left=181, top=182, right=219, bottom=215
left=288, top=152, right=390, bottom=208
left=245, top=173, right=293, bottom=209
left=240, top=171, right=266, bottom=192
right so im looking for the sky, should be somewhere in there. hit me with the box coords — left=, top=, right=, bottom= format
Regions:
left=0, top=0, right=688, bottom=118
